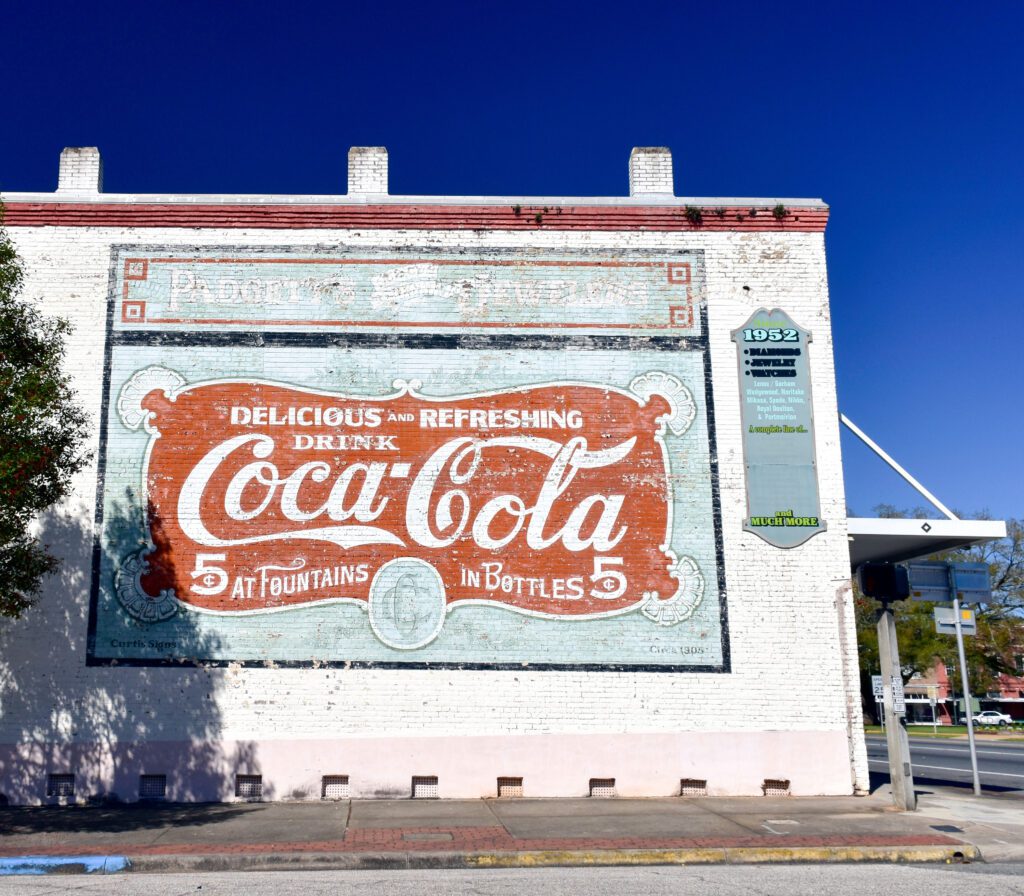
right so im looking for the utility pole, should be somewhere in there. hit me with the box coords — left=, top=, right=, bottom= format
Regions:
left=859, top=563, right=916, bottom=811
left=876, top=599, right=916, bottom=810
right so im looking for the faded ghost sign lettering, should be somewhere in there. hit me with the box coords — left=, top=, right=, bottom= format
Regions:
left=91, top=247, right=727, bottom=668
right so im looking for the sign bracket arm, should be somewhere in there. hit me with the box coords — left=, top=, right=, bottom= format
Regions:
left=839, top=414, right=958, bottom=520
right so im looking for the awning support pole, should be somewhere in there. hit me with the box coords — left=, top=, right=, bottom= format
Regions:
left=839, top=414, right=958, bottom=520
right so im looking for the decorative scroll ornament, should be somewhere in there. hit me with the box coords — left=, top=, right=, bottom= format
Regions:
left=115, top=550, right=178, bottom=623
left=629, top=371, right=697, bottom=437
left=117, top=366, right=187, bottom=433
left=390, top=378, right=424, bottom=397
left=640, top=556, right=705, bottom=626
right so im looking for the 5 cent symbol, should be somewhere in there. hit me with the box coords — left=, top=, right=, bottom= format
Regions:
left=589, top=556, right=627, bottom=601
left=190, top=554, right=228, bottom=595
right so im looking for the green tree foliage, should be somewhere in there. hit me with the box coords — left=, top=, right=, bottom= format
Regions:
left=0, top=209, right=91, bottom=616
left=949, top=517, right=1024, bottom=617
left=856, top=507, right=1024, bottom=710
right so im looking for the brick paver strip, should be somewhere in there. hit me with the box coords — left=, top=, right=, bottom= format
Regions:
left=0, top=825, right=964, bottom=857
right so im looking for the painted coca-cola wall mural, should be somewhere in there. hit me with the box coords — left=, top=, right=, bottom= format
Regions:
left=89, top=247, right=727, bottom=669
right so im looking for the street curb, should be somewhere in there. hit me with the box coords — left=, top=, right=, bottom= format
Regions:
left=0, top=855, right=131, bottom=875
left=125, top=843, right=980, bottom=873
left=466, top=844, right=980, bottom=867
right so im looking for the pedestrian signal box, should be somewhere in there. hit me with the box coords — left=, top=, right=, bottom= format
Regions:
left=857, top=563, right=910, bottom=601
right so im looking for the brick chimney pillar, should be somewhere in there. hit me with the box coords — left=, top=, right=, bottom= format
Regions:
left=628, top=147, right=673, bottom=196
left=348, top=147, right=388, bottom=196
left=57, top=147, right=103, bottom=194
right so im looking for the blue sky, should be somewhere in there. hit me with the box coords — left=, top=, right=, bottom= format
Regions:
left=2, top=1, right=1021, bottom=521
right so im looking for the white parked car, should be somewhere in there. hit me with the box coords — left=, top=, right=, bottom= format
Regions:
left=972, top=710, right=1013, bottom=727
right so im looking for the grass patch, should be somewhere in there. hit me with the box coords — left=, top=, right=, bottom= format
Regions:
left=864, top=724, right=1024, bottom=740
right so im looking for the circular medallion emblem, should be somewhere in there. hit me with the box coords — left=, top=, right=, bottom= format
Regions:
left=368, top=558, right=447, bottom=650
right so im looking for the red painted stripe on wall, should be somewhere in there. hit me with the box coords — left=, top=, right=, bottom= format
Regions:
left=0, top=203, right=829, bottom=232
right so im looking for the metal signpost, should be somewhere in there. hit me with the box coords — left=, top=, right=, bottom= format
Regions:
left=951, top=565, right=982, bottom=796
left=908, top=561, right=992, bottom=797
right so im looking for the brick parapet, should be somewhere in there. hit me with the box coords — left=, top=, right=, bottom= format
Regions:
left=0, top=202, right=828, bottom=231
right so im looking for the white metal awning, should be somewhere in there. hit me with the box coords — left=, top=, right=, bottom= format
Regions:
left=840, top=414, right=1007, bottom=570
left=847, top=517, right=1007, bottom=568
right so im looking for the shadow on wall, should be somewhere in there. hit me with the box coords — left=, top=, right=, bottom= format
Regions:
left=0, top=490, right=268, bottom=806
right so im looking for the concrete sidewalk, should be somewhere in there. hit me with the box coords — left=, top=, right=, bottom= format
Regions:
left=2, top=789, right=1009, bottom=873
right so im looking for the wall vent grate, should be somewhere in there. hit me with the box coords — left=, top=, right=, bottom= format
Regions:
left=139, top=774, right=167, bottom=800
left=412, top=776, right=439, bottom=799
left=680, top=778, right=708, bottom=797
left=322, top=775, right=351, bottom=800
left=589, top=778, right=616, bottom=798
left=46, top=774, right=75, bottom=799
left=235, top=774, right=263, bottom=800
left=762, top=778, right=791, bottom=796
left=497, top=777, right=524, bottom=798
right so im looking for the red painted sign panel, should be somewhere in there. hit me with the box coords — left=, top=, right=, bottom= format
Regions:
left=116, top=371, right=702, bottom=645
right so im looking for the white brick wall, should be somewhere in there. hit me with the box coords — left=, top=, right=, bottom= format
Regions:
left=0, top=205, right=866, bottom=801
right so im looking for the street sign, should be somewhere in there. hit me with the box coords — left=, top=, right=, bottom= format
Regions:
left=891, top=676, right=906, bottom=714
left=950, top=563, right=993, bottom=595
left=872, top=675, right=884, bottom=699
left=934, top=606, right=977, bottom=636
left=906, top=561, right=951, bottom=600
left=907, top=561, right=992, bottom=603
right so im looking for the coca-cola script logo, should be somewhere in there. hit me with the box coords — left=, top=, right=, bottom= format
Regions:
left=114, top=367, right=706, bottom=648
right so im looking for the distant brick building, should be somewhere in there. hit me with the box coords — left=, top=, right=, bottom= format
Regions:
left=906, top=657, right=1024, bottom=725
left=0, top=146, right=867, bottom=804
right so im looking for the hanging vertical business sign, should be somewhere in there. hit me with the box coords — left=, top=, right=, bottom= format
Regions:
left=732, top=308, right=825, bottom=548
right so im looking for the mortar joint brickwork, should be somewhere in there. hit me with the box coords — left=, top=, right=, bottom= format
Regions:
left=57, top=147, right=103, bottom=194
left=629, top=147, right=674, bottom=196
left=348, top=146, right=388, bottom=195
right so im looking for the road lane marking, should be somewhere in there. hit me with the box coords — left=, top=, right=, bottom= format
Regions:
left=865, top=739, right=1024, bottom=758
left=878, top=750, right=1024, bottom=761
left=864, top=735, right=1024, bottom=749
left=865, top=735, right=1024, bottom=746
left=909, top=748, right=1024, bottom=758
left=867, top=760, right=1024, bottom=779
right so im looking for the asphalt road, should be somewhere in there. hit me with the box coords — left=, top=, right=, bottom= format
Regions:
left=866, top=734, right=1024, bottom=791
left=4, top=865, right=1024, bottom=896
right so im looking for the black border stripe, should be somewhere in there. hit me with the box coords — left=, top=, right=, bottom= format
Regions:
left=699, top=303, right=731, bottom=674
left=113, top=331, right=705, bottom=351
left=84, top=249, right=121, bottom=661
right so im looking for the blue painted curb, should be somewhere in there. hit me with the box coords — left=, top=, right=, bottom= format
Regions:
left=0, top=855, right=131, bottom=875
